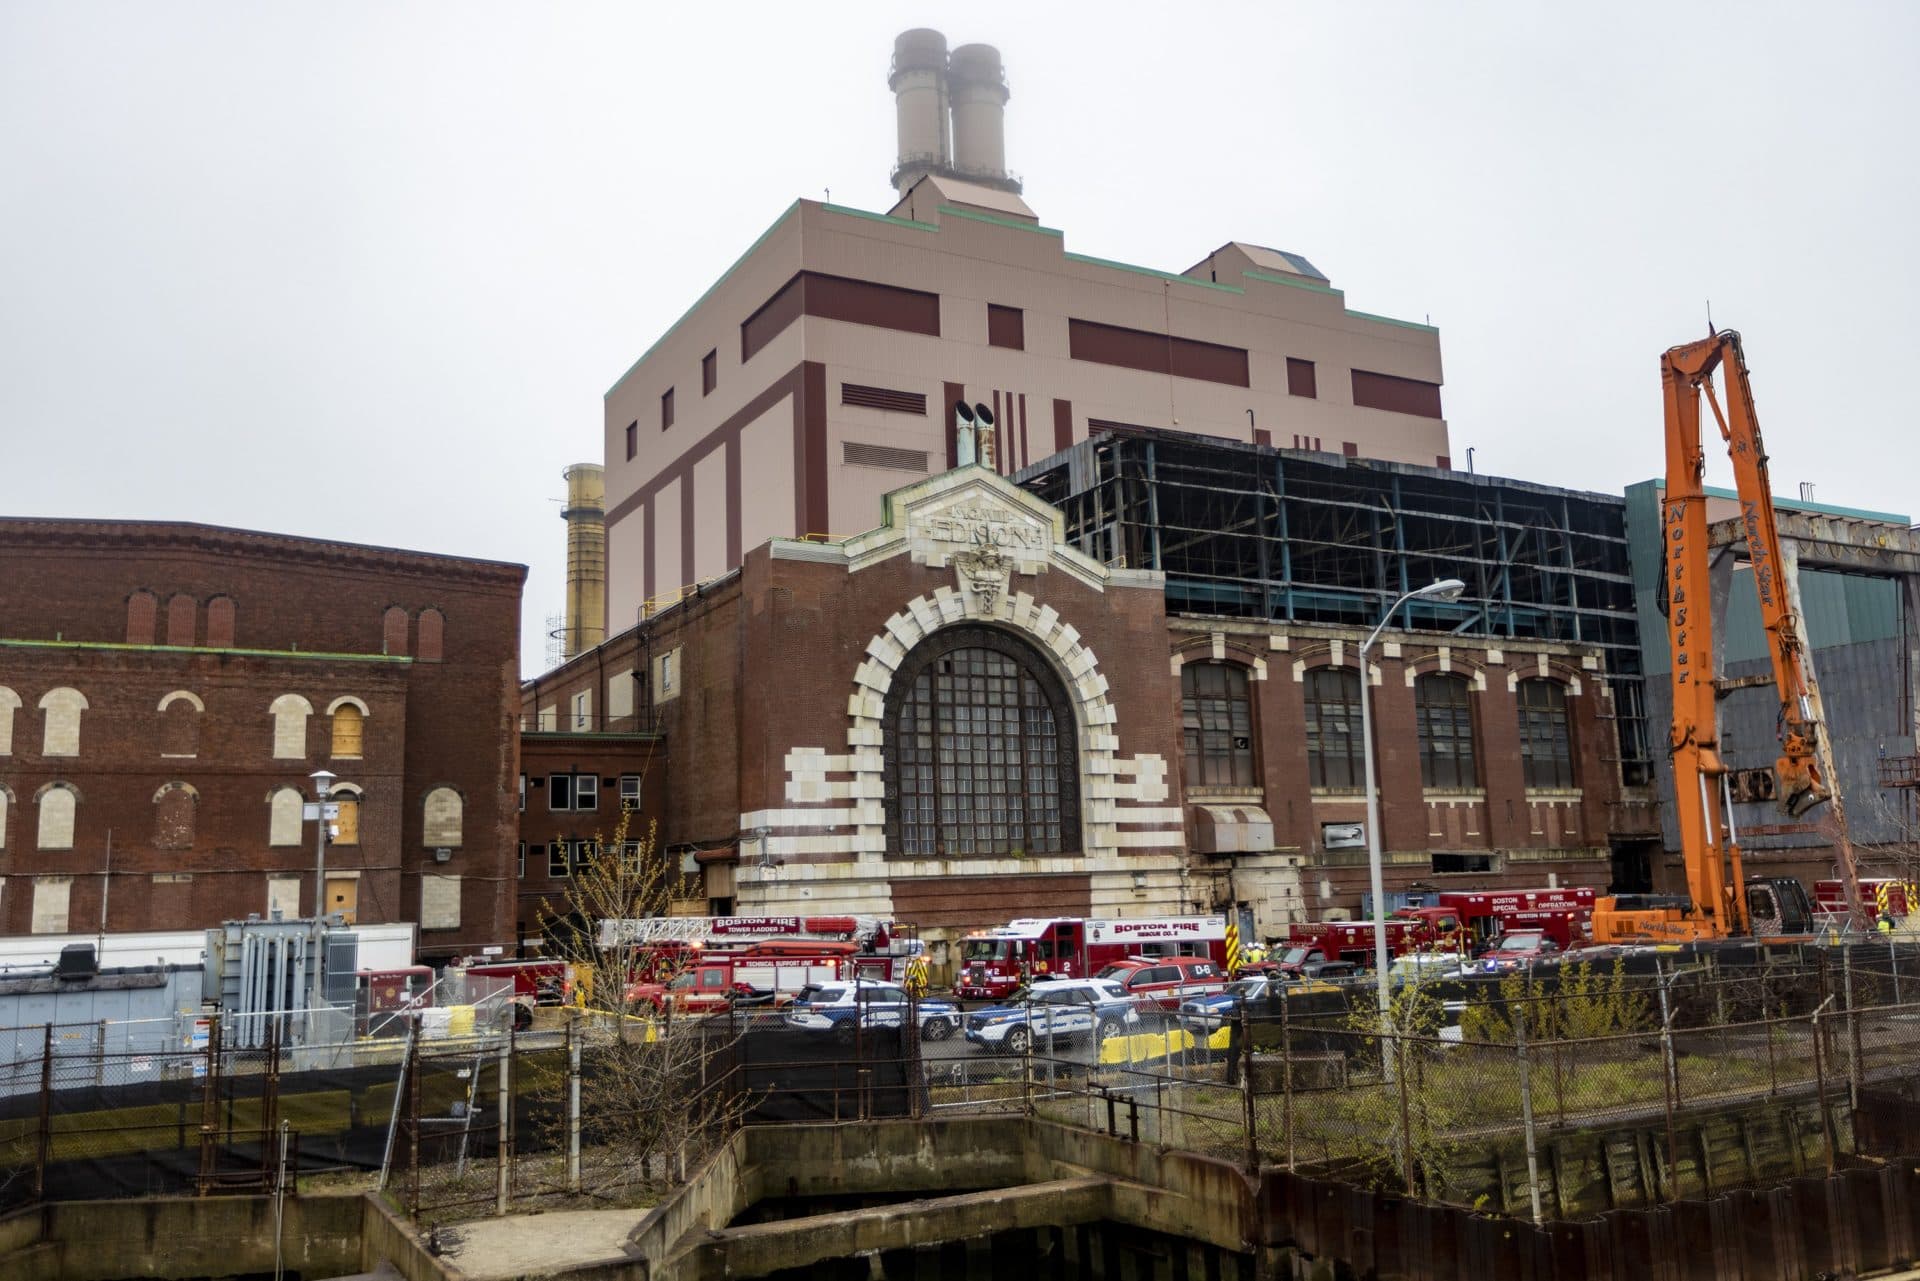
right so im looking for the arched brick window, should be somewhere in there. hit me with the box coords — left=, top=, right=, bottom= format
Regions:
left=36, top=783, right=77, bottom=850
left=417, top=608, right=444, bottom=663
left=382, top=606, right=410, bottom=656
left=158, top=690, right=203, bottom=757
left=1180, top=662, right=1255, bottom=788
left=269, top=694, right=313, bottom=759
left=1303, top=668, right=1363, bottom=789
left=1517, top=679, right=1576, bottom=789
left=1415, top=673, right=1478, bottom=789
left=165, top=593, right=197, bottom=646
left=329, top=697, right=368, bottom=759
left=38, top=688, right=89, bottom=758
left=205, top=596, right=236, bottom=647
left=0, top=687, right=18, bottom=756
left=423, top=786, right=463, bottom=848
left=268, top=786, right=304, bottom=847
left=329, top=783, right=362, bottom=846
left=883, top=625, right=1078, bottom=857
left=126, top=590, right=158, bottom=644
left=152, top=782, right=197, bottom=850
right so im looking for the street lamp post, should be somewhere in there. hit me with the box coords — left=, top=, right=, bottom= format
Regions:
left=307, top=768, right=336, bottom=1042
left=1359, top=579, right=1466, bottom=1062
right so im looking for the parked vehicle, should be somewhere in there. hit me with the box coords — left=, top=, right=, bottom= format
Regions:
left=964, top=978, right=1140, bottom=1054
left=1472, top=930, right=1562, bottom=972
left=1178, top=975, right=1278, bottom=1032
left=1094, top=955, right=1229, bottom=1013
left=953, top=915, right=1229, bottom=1000
left=1263, top=948, right=1365, bottom=981
left=784, top=979, right=962, bottom=1042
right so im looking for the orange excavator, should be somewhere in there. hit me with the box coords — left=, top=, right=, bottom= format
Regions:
left=1592, top=331, right=1840, bottom=944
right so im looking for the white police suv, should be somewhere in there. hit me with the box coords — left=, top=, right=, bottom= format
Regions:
left=963, top=978, right=1140, bottom=1054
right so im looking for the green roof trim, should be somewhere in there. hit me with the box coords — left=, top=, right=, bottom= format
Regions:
left=605, top=200, right=802, bottom=397
left=935, top=204, right=1064, bottom=237
left=1699, top=484, right=1909, bottom=524
left=0, top=638, right=411, bottom=663
left=821, top=203, right=938, bottom=233
left=1242, top=268, right=1344, bottom=299
left=1343, top=307, right=1438, bottom=334
left=1066, top=252, right=1245, bottom=294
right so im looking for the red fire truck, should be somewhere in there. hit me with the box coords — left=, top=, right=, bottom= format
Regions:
left=1399, top=887, right=1596, bottom=950
left=953, top=916, right=1229, bottom=1000
left=1277, top=919, right=1436, bottom=972
left=600, top=915, right=926, bottom=1011
left=1814, top=879, right=1915, bottom=923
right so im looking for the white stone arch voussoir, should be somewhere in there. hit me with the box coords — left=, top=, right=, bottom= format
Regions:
left=845, top=584, right=1121, bottom=859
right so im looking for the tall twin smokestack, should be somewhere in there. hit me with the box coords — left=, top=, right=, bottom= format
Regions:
left=889, top=29, right=1018, bottom=197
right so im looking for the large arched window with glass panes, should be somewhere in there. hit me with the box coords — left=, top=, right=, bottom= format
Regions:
left=883, top=626, right=1079, bottom=857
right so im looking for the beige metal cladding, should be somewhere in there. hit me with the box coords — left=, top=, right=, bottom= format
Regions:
left=890, top=28, right=951, bottom=194
left=947, top=43, right=1009, bottom=182
left=562, top=462, right=607, bottom=660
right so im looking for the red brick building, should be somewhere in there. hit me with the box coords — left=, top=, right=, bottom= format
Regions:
left=0, top=518, right=525, bottom=959
left=523, top=464, right=1631, bottom=980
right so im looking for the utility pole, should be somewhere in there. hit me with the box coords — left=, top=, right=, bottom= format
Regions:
left=306, top=769, right=336, bottom=1047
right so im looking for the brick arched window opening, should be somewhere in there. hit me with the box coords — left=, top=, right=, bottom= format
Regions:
left=382, top=606, right=410, bottom=657
left=417, top=608, right=444, bottom=663
left=1414, top=673, right=1479, bottom=789
left=329, top=783, right=362, bottom=846
left=883, top=625, right=1079, bottom=858
left=423, top=786, right=463, bottom=848
left=0, top=687, right=19, bottom=757
left=126, top=590, right=158, bottom=644
left=329, top=699, right=367, bottom=759
left=205, top=596, right=236, bottom=647
left=152, top=782, right=197, bottom=850
left=36, top=783, right=78, bottom=851
left=0, top=784, right=13, bottom=850
left=1517, top=679, right=1576, bottom=790
left=158, top=690, right=203, bottom=758
left=38, top=688, right=89, bottom=758
left=268, top=786, right=304, bottom=847
left=1180, top=661, right=1256, bottom=788
left=1303, top=667, right=1364, bottom=789
left=165, top=593, right=197, bottom=647
left=269, top=694, right=313, bottom=759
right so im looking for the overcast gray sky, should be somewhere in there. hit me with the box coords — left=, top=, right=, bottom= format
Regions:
left=4, top=2, right=1915, bottom=674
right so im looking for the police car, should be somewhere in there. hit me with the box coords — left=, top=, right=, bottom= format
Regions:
left=963, top=978, right=1140, bottom=1054
left=784, top=979, right=964, bottom=1042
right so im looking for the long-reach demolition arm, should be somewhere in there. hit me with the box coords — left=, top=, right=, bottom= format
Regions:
left=1597, top=330, right=1832, bottom=944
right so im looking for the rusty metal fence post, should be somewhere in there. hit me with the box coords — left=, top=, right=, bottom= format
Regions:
left=1281, top=989, right=1294, bottom=1171
left=34, top=1024, right=52, bottom=1201
left=1811, top=996, right=1838, bottom=1176
left=1239, top=1002, right=1257, bottom=1173
left=1516, top=1015, right=1543, bottom=1224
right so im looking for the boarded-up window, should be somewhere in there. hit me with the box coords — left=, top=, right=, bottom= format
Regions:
left=165, top=594, right=197, bottom=646
left=331, top=703, right=365, bottom=758
left=31, top=878, right=71, bottom=935
left=39, top=688, right=88, bottom=757
left=330, top=792, right=360, bottom=846
left=153, top=784, right=196, bottom=850
left=1286, top=357, right=1317, bottom=399
left=0, top=788, right=9, bottom=849
left=423, top=787, right=463, bottom=848
left=987, top=304, right=1025, bottom=350
left=270, top=695, right=312, bottom=759
left=421, top=875, right=461, bottom=930
left=205, top=596, right=236, bottom=647
left=608, top=668, right=636, bottom=720
left=38, top=786, right=76, bottom=850
left=417, top=609, right=444, bottom=663
left=383, top=606, right=410, bottom=656
left=0, top=687, right=18, bottom=756
left=1350, top=368, right=1443, bottom=419
left=267, top=876, right=302, bottom=922
left=269, top=787, right=304, bottom=847
left=126, top=590, right=158, bottom=644
left=158, top=691, right=201, bottom=757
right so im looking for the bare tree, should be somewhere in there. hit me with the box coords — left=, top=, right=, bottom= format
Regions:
left=531, top=809, right=747, bottom=1200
